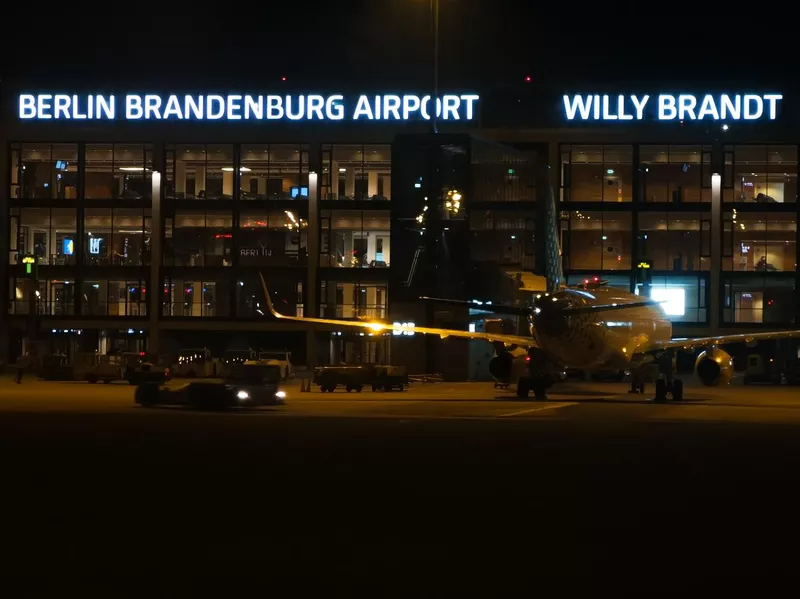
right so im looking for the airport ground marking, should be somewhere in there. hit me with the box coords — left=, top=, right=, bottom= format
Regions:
left=496, top=403, right=577, bottom=418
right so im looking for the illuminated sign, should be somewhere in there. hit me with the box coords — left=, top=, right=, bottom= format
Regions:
left=563, top=93, right=782, bottom=121
left=63, top=238, right=74, bottom=256
left=18, top=93, right=479, bottom=122
left=392, top=322, right=416, bottom=336
left=89, top=237, right=102, bottom=254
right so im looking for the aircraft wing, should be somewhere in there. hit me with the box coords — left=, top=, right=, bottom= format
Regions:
left=644, top=329, right=800, bottom=352
left=258, top=274, right=538, bottom=348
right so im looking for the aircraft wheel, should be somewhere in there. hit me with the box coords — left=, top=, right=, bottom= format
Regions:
left=671, top=379, right=684, bottom=401
left=516, top=378, right=530, bottom=399
left=87, top=374, right=98, bottom=384
left=135, top=383, right=159, bottom=407
left=654, top=379, right=668, bottom=403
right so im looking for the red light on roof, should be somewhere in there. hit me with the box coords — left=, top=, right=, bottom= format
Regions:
left=593, top=276, right=599, bottom=282
left=281, top=76, right=287, bottom=82
left=584, top=279, right=589, bottom=285
left=139, top=352, right=146, bottom=356
left=524, top=75, right=531, bottom=82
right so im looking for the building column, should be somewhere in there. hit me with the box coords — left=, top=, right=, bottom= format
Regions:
left=306, top=170, right=319, bottom=368
left=710, top=173, right=722, bottom=331
left=149, top=171, right=162, bottom=353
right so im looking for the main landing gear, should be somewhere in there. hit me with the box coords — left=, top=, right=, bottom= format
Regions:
left=654, top=378, right=684, bottom=403
left=515, top=376, right=552, bottom=401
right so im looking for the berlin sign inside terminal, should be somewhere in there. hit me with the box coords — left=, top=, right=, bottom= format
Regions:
left=563, top=93, right=783, bottom=121
left=18, top=93, right=480, bottom=122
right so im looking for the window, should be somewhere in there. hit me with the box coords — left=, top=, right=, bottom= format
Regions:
left=238, top=144, right=309, bottom=200
left=640, top=145, right=711, bottom=203
left=165, top=144, right=235, bottom=200
left=237, top=274, right=303, bottom=318
left=322, top=144, right=391, bottom=200
left=469, top=210, right=535, bottom=269
left=84, top=208, right=151, bottom=266
left=471, top=141, right=530, bottom=203
left=560, top=145, right=632, bottom=202
left=239, top=211, right=308, bottom=266
left=13, top=143, right=78, bottom=199
left=639, top=212, right=710, bottom=271
left=320, top=281, right=388, bottom=320
left=723, top=275, right=795, bottom=324
left=10, top=278, right=75, bottom=316
left=564, top=210, right=632, bottom=270
left=162, top=278, right=231, bottom=317
left=165, top=211, right=233, bottom=266
left=82, top=280, right=147, bottom=316
left=723, top=211, right=796, bottom=271
left=84, top=144, right=153, bottom=200
left=320, top=210, right=391, bottom=268
left=14, top=207, right=77, bottom=265
left=723, top=145, right=797, bottom=203
left=636, top=276, right=707, bottom=323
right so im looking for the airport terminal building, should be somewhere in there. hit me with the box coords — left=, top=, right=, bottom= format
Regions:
left=2, top=87, right=799, bottom=378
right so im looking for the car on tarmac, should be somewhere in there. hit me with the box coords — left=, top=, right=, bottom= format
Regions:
left=134, top=361, right=286, bottom=409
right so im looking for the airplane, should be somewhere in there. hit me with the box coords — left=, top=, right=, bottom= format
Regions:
left=257, top=182, right=800, bottom=402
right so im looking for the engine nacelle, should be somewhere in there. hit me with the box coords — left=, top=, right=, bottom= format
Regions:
left=489, top=352, right=513, bottom=383
left=695, top=348, right=734, bottom=386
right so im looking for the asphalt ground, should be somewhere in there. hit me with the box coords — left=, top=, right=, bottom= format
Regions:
left=1, top=377, right=799, bottom=594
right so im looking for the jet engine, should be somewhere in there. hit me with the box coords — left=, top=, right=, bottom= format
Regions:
left=694, top=348, right=734, bottom=386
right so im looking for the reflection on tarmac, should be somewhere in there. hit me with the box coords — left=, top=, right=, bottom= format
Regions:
left=3, top=375, right=800, bottom=424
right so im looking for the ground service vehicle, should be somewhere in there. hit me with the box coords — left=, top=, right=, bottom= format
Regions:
left=135, top=380, right=286, bottom=409
left=313, top=364, right=409, bottom=392
left=257, top=350, right=293, bottom=380
left=173, top=348, right=217, bottom=377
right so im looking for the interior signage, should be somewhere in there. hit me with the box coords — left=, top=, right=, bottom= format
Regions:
left=563, top=93, right=782, bottom=121
left=18, top=93, right=480, bottom=122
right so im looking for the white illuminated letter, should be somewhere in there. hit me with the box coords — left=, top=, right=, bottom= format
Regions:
left=144, top=95, right=162, bottom=119
left=54, top=94, right=71, bottom=119
left=163, top=95, right=183, bottom=119
left=617, top=95, right=632, bottom=120
left=226, top=94, right=242, bottom=120
left=244, top=95, right=263, bottom=120
left=697, top=95, right=720, bottom=120
left=658, top=95, right=677, bottom=120
left=306, top=95, right=325, bottom=119
left=763, top=94, right=782, bottom=119
left=460, top=94, right=479, bottom=120
left=401, top=95, right=421, bottom=119
left=266, top=95, right=284, bottom=119
left=325, top=95, right=344, bottom=120
left=36, top=94, right=52, bottom=119
left=420, top=95, right=432, bottom=120
left=630, top=94, right=649, bottom=119
left=126, top=95, right=143, bottom=119
left=72, top=95, right=87, bottom=119
left=563, top=95, right=592, bottom=120
left=720, top=94, right=741, bottom=120
left=678, top=94, right=697, bottom=120
left=442, top=95, right=460, bottom=120
left=383, top=94, right=401, bottom=120
left=593, top=95, right=601, bottom=119
left=601, top=95, right=616, bottom=120
left=285, top=95, right=305, bottom=120
left=185, top=95, right=203, bottom=119
left=97, top=95, right=115, bottom=119
left=353, top=95, right=374, bottom=120
left=206, top=95, right=224, bottom=119
left=19, top=94, right=36, bottom=119
left=743, top=94, right=763, bottom=119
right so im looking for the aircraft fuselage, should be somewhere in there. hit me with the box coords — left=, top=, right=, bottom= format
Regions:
left=530, top=287, right=672, bottom=370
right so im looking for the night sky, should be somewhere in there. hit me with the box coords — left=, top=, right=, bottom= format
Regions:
left=3, top=4, right=797, bottom=93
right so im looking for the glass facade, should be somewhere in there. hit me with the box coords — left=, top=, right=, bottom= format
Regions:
left=322, top=144, right=391, bottom=201
left=4, top=134, right=800, bottom=371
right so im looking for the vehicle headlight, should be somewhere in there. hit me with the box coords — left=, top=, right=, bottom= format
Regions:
left=275, top=390, right=286, bottom=399
left=236, top=390, right=250, bottom=400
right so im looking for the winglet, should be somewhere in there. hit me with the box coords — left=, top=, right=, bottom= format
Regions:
left=258, top=272, right=284, bottom=319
